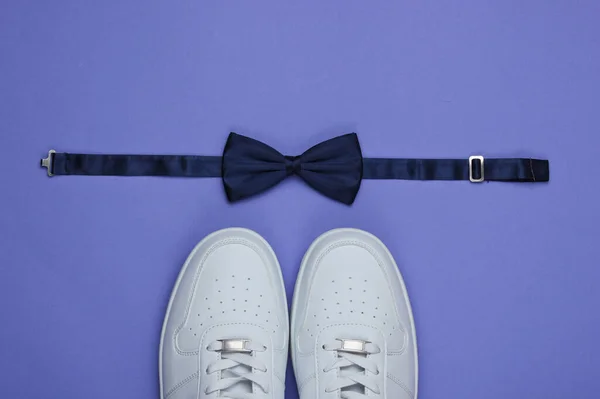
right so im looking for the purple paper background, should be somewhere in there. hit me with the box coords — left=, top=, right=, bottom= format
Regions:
left=1, top=1, right=599, bottom=398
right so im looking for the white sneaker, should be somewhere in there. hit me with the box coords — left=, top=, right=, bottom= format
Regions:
left=291, top=228, right=418, bottom=399
left=160, top=228, right=289, bottom=399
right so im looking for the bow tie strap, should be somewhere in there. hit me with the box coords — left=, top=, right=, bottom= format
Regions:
left=363, top=157, right=548, bottom=182
left=47, top=152, right=222, bottom=178
left=45, top=152, right=548, bottom=183
left=40, top=132, right=549, bottom=205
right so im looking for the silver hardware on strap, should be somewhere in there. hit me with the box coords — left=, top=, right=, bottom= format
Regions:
left=216, top=339, right=252, bottom=353
left=468, top=155, right=484, bottom=183
left=41, top=149, right=56, bottom=177
left=337, top=339, right=369, bottom=354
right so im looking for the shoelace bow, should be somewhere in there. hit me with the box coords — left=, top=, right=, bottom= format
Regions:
left=205, top=340, right=270, bottom=399
left=323, top=340, right=382, bottom=399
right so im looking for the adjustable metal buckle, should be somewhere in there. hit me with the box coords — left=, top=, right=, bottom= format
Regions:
left=215, top=339, right=252, bottom=353
left=41, top=149, right=56, bottom=177
left=468, top=155, right=484, bottom=183
left=337, top=338, right=369, bottom=354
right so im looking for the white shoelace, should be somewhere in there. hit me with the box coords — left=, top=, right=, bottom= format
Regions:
left=204, top=340, right=270, bottom=399
left=322, top=340, right=382, bottom=399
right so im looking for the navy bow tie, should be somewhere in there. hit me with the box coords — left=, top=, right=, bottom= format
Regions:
left=222, top=132, right=363, bottom=204
left=41, top=132, right=550, bottom=204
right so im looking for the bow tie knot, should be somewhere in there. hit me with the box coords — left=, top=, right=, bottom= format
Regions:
left=284, top=155, right=301, bottom=176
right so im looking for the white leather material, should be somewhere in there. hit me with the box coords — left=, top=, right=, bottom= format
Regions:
left=160, top=228, right=289, bottom=399
left=291, top=228, right=418, bottom=399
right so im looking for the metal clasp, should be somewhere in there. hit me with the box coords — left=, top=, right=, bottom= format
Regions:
left=215, top=339, right=252, bottom=353
left=468, top=155, right=484, bottom=183
left=41, top=149, right=56, bottom=177
left=337, top=338, right=369, bottom=354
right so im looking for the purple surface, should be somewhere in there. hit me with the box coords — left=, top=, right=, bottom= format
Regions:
left=1, top=1, right=599, bottom=398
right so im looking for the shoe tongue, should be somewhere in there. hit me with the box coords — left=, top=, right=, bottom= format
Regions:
left=339, top=352, right=367, bottom=395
